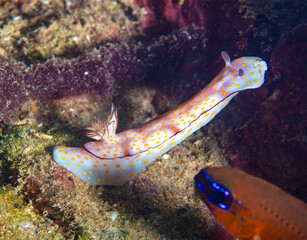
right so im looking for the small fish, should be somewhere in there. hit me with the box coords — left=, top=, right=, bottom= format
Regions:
left=194, top=167, right=307, bottom=240
left=53, top=52, right=267, bottom=186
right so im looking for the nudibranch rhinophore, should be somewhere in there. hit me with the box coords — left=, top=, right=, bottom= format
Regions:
left=53, top=52, right=267, bottom=185
left=194, top=167, right=307, bottom=240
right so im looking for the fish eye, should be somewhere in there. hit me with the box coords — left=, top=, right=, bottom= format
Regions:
left=195, top=169, right=233, bottom=210
left=238, top=68, right=244, bottom=77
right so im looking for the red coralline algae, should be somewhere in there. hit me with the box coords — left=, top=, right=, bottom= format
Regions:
left=225, top=25, right=307, bottom=201
left=137, top=0, right=250, bottom=34
left=0, top=25, right=207, bottom=122
left=135, top=0, right=254, bottom=65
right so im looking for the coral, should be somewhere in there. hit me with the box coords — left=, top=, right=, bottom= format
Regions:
left=0, top=25, right=207, bottom=123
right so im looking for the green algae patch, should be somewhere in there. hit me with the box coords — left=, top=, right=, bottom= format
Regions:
left=0, top=121, right=63, bottom=186
left=0, top=120, right=95, bottom=238
left=0, top=186, right=63, bottom=239
left=0, top=186, right=29, bottom=233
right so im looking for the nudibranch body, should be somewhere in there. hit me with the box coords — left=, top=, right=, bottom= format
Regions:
left=194, top=167, right=307, bottom=240
left=53, top=52, right=267, bottom=185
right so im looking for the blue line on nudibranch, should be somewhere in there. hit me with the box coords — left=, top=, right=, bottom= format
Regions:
left=53, top=51, right=268, bottom=186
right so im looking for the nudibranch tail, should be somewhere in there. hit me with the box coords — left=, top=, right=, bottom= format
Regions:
left=53, top=145, right=140, bottom=185
left=53, top=52, right=268, bottom=186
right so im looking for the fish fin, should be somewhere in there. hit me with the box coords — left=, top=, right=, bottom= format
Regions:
left=85, top=103, right=118, bottom=140
left=221, top=51, right=232, bottom=67
left=252, top=234, right=261, bottom=240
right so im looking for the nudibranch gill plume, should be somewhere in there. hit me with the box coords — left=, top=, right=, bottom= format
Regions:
left=53, top=51, right=267, bottom=185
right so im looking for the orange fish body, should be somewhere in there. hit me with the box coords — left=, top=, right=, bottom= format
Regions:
left=194, top=167, right=307, bottom=240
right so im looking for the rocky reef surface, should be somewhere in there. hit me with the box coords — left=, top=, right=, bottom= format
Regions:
left=0, top=0, right=306, bottom=239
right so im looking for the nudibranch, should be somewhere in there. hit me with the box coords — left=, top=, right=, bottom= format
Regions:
left=194, top=167, right=307, bottom=240
left=53, top=52, right=267, bottom=186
